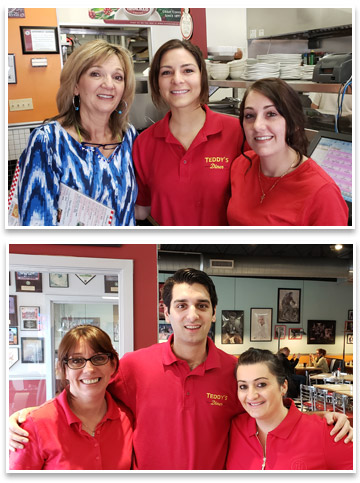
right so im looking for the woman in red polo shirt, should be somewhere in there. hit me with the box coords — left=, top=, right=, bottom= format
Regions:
left=227, top=78, right=348, bottom=226
left=134, top=39, right=244, bottom=226
left=9, top=326, right=133, bottom=470
left=226, top=348, right=353, bottom=470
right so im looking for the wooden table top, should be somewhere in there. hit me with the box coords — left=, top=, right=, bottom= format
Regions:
left=313, top=384, right=354, bottom=397
left=310, top=372, right=353, bottom=382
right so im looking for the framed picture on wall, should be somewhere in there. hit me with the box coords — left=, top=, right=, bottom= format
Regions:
left=20, top=306, right=40, bottom=330
left=344, top=320, right=353, bottom=332
left=20, top=26, right=60, bottom=54
left=307, top=320, right=336, bottom=344
left=274, top=325, right=286, bottom=340
left=9, top=327, right=18, bottom=345
left=159, top=283, right=165, bottom=320
left=9, top=347, right=19, bottom=368
left=289, top=328, right=302, bottom=340
left=9, top=295, right=18, bottom=326
left=15, top=271, right=42, bottom=292
left=21, top=337, right=44, bottom=363
left=277, top=288, right=301, bottom=323
left=49, top=272, right=69, bottom=288
left=347, top=310, right=353, bottom=321
left=250, top=308, right=272, bottom=342
left=221, top=310, right=244, bottom=344
left=346, top=333, right=353, bottom=344
left=8, top=54, right=17, bottom=84
left=104, top=275, right=118, bottom=293
left=159, top=323, right=173, bottom=342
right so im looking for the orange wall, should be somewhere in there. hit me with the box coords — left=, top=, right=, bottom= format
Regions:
left=8, top=8, right=61, bottom=124
left=9, top=244, right=158, bottom=350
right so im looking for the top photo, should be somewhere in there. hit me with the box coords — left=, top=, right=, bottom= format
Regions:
left=7, top=7, right=353, bottom=228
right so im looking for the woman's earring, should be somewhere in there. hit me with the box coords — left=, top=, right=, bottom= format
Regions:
left=73, top=95, right=80, bottom=111
left=116, top=99, right=128, bottom=115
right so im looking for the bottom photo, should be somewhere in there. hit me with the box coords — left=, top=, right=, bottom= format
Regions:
left=7, top=244, right=354, bottom=472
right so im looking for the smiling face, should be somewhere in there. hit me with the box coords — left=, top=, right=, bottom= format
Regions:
left=74, top=54, right=125, bottom=118
left=65, top=338, right=115, bottom=402
left=236, top=362, right=288, bottom=425
left=158, top=48, right=202, bottom=110
left=242, top=90, right=290, bottom=162
left=164, top=282, right=216, bottom=352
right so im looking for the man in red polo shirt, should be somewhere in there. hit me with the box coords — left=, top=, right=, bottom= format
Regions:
left=9, top=269, right=353, bottom=470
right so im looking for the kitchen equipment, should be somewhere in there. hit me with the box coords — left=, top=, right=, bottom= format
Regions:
left=312, top=53, right=352, bottom=83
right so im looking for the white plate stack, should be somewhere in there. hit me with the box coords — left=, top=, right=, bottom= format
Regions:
left=257, top=53, right=302, bottom=79
left=242, top=60, right=280, bottom=80
left=210, top=62, right=230, bottom=80
left=228, top=59, right=246, bottom=80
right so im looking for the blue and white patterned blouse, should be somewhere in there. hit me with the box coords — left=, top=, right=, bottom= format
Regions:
left=18, top=121, right=138, bottom=226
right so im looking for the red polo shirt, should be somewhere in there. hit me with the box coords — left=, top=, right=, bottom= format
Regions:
left=133, top=105, right=243, bottom=226
left=227, top=152, right=349, bottom=226
left=226, top=399, right=353, bottom=470
left=108, top=336, right=244, bottom=470
left=9, top=390, right=133, bottom=470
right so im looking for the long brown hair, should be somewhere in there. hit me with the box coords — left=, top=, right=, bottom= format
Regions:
left=239, top=77, right=309, bottom=169
left=49, top=39, right=135, bottom=139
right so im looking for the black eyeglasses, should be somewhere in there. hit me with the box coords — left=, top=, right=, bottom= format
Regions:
left=81, top=142, right=122, bottom=150
left=64, top=353, right=112, bottom=370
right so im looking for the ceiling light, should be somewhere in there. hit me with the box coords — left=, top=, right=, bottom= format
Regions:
left=334, top=244, right=343, bottom=250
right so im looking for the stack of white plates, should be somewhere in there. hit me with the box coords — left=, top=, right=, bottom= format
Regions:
left=257, top=54, right=302, bottom=79
left=242, top=60, right=280, bottom=80
left=210, top=62, right=230, bottom=80
left=228, top=59, right=246, bottom=80
left=301, top=65, right=315, bottom=80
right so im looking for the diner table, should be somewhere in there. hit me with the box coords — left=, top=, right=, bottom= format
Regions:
left=313, top=384, right=353, bottom=397
left=294, top=365, right=322, bottom=376
left=310, top=372, right=353, bottom=383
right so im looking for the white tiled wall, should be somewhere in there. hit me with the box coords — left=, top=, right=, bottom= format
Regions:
left=8, top=128, right=31, bottom=161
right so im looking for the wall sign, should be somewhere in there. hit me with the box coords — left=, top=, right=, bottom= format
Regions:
left=20, top=26, right=59, bottom=54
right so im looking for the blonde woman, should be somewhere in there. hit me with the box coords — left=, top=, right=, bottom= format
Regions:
left=18, top=39, right=137, bottom=226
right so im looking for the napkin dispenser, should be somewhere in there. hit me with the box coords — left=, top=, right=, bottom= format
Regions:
left=312, top=53, right=352, bottom=83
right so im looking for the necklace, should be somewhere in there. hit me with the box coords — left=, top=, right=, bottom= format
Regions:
left=258, top=161, right=295, bottom=204
left=76, top=125, right=122, bottom=150
left=82, top=422, right=96, bottom=437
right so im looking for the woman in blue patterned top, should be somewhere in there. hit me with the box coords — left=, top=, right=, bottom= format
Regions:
left=18, top=39, right=138, bottom=226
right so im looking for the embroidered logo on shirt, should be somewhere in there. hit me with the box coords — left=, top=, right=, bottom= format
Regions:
left=206, top=392, right=228, bottom=406
left=204, top=157, right=229, bottom=169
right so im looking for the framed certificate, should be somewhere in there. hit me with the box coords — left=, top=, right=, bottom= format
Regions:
left=20, top=26, right=60, bottom=54
left=20, top=306, right=40, bottom=330
left=49, top=272, right=69, bottom=288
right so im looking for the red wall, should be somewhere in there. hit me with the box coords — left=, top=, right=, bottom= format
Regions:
left=9, top=244, right=158, bottom=350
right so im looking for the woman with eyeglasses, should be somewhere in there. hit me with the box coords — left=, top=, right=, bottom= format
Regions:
left=17, top=39, right=138, bottom=226
left=9, top=325, right=133, bottom=470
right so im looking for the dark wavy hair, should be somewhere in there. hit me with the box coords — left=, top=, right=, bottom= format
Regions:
left=162, top=268, right=217, bottom=315
left=239, top=77, right=309, bottom=170
left=236, top=347, right=287, bottom=387
left=149, top=39, right=209, bottom=109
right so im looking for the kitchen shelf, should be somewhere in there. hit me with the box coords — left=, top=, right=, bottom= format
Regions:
left=208, top=80, right=351, bottom=94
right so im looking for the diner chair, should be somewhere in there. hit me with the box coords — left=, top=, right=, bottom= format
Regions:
left=332, top=393, right=353, bottom=424
left=314, top=387, right=334, bottom=411
left=300, top=384, right=315, bottom=412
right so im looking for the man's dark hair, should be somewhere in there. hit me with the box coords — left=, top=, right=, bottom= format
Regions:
left=162, top=268, right=218, bottom=315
